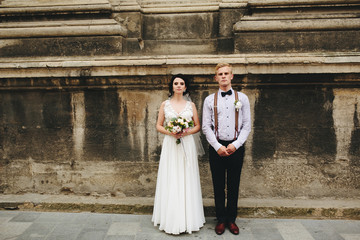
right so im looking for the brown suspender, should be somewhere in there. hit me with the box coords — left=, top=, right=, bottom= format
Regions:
left=234, top=91, right=239, bottom=140
left=214, top=91, right=219, bottom=139
left=214, top=90, right=240, bottom=140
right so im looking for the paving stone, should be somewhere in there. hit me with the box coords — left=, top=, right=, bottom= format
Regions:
left=16, top=222, right=57, bottom=240
left=105, top=236, right=135, bottom=240
left=34, top=212, right=69, bottom=223
left=85, top=214, right=113, bottom=230
left=0, top=211, right=359, bottom=240
left=9, top=212, right=41, bottom=222
left=340, top=234, right=360, bottom=240
left=107, top=222, right=140, bottom=236
left=0, top=221, right=32, bottom=239
left=45, top=222, right=84, bottom=240
left=76, top=228, right=107, bottom=240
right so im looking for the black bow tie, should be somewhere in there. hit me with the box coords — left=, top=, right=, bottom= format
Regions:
left=221, top=90, right=232, bottom=97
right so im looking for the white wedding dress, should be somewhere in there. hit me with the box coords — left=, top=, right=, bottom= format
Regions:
left=152, top=100, right=205, bottom=235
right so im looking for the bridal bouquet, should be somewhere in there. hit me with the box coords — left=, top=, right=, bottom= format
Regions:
left=165, top=117, right=194, bottom=144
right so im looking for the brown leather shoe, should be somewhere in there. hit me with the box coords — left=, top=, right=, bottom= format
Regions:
left=228, top=222, right=239, bottom=235
left=215, top=222, right=226, bottom=235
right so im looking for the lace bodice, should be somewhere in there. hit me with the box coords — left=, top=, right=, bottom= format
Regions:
left=164, top=100, right=193, bottom=123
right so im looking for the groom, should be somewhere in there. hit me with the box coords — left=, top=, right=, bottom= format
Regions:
left=202, top=63, right=251, bottom=235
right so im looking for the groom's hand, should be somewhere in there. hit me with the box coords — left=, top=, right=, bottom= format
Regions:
left=226, top=144, right=236, bottom=155
left=217, top=146, right=230, bottom=157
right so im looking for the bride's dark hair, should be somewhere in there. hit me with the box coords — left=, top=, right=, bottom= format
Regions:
left=168, top=74, right=191, bottom=97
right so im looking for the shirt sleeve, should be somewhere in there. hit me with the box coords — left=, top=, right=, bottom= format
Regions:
left=232, top=93, right=252, bottom=149
left=202, top=95, right=223, bottom=151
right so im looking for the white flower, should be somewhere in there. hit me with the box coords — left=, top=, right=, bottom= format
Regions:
left=173, top=126, right=181, bottom=133
left=234, top=100, right=242, bottom=111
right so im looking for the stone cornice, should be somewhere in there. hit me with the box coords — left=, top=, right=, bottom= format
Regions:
left=139, top=5, right=219, bottom=14
left=0, top=1, right=112, bottom=16
left=2, top=0, right=359, bottom=15
left=234, top=18, right=360, bottom=32
left=114, top=0, right=248, bottom=13
left=0, top=19, right=127, bottom=38
left=248, top=0, right=360, bottom=7
left=0, top=53, right=359, bottom=79
left=240, top=13, right=360, bottom=21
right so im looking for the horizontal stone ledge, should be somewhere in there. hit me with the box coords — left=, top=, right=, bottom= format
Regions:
left=114, top=1, right=247, bottom=12
left=138, top=0, right=219, bottom=5
left=240, top=13, right=360, bottom=21
left=234, top=18, right=360, bottom=32
left=140, top=2, right=219, bottom=8
left=0, top=53, right=360, bottom=78
left=1, top=80, right=359, bottom=91
left=129, top=0, right=221, bottom=13
left=0, top=194, right=359, bottom=219
left=220, top=3, right=248, bottom=8
left=140, top=6, right=220, bottom=13
left=0, top=24, right=127, bottom=39
left=113, top=4, right=141, bottom=12
left=0, top=4, right=112, bottom=15
left=0, top=0, right=109, bottom=7
left=248, top=0, right=360, bottom=7
left=0, top=19, right=120, bottom=28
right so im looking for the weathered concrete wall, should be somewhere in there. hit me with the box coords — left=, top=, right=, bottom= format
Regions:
left=0, top=0, right=360, bottom=202
left=0, top=73, right=359, bottom=199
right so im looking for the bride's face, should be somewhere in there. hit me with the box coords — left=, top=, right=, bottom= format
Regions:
left=173, top=77, right=186, bottom=94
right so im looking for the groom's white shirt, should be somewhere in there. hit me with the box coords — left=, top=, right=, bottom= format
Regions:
left=202, top=88, right=251, bottom=151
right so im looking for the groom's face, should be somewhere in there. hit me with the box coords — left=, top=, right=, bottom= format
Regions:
left=215, top=66, right=233, bottom=88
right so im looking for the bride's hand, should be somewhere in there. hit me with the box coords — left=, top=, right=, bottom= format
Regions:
left=171, top=131, right=189, bottom=139
left=171, top=132, right=182, bottom=139
left=181, top=129, right=190, bottom=138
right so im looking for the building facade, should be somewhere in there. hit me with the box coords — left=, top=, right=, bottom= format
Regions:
left=0, top=0, right=359, bottom=201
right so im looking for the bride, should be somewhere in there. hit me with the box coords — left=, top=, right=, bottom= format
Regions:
left=152, top=74, right=205, bottom=234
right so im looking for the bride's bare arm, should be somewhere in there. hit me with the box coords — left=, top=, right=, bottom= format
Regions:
left=182, top=102, right=201, bottom=137
left=156, top=101, right=182, bottom=139
left=156, top=101, right=171, bottom=135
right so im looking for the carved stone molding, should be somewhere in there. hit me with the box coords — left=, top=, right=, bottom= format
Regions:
left=234, top=0, right=360, bottom=53
left=0, top=0, right=112, bottom=16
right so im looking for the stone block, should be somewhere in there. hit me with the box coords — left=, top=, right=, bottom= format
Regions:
left=234, top=17, right=360, bottom=53
left=0, top=0, right=112, bottom=16
left=142, top=12, right=218, bottom=40
left=219, top=8, right=247, bottom=38
left=0, top=36, right=124, bottom=57
left=113, top=12, right=142, bottom=39
left=235, top=31, right=360, bottom=53
left=139, top=39, right=218, bottom=55
left=217, top=37, right=234, bottom=54
left=122, top=38, right=145, bottom=55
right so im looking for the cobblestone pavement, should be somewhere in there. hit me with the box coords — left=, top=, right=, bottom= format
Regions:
left=0, top=210, right=359, bottom=240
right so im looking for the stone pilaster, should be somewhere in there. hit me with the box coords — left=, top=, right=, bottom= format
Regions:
left=218, top=0, right=248, bottom=53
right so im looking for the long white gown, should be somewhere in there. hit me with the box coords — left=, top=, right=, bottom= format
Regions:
left=152, top=100, right=205, bottom=235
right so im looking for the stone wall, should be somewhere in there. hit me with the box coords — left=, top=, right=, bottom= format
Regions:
left=0, top=0, right=359, bottom=201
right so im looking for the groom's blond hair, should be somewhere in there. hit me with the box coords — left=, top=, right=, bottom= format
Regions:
left=215, top=63, right=233, bottom=74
